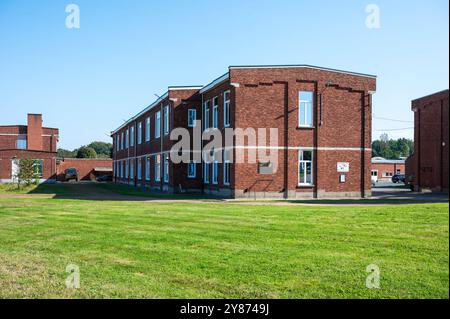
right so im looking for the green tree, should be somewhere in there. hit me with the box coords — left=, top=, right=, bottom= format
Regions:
left=372, top=135, right=414, bottom=159
left=87, top=141, right=113, bottom=158
left=76, top=147, right=97, bottom=159
left=14, top=158, right=35, bottom=189
left=57, top=148, right=76, bottom=158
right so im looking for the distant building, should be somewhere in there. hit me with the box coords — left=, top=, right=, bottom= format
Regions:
left=56, top=158, right=112, bottom=181
left=406, top=89, right=449, bottom=192
left=0, top=114, right=59, bottom=183
left=371, top=157, right=405, bottom=182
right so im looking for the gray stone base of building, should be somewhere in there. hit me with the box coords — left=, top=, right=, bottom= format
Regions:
left=233, top=189, right=372, bottom=199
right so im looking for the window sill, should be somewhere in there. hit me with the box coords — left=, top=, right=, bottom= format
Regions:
left=297, top=126, right=315, bottom=130
left=296, top=184, right=314, bottom=188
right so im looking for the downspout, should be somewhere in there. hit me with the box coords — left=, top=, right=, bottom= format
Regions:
left=201, top=93, right=205, bottom=195
left=283, top=82, right=289, bottom=199
left=160, top=101, right=164, bottom=192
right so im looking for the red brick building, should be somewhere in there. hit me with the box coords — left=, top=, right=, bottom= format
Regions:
left=0, top=114, right=59, bottom=183
left=111, top=65, right=376, bottom=198
left=406, top=90, right=449, bottom=192
left=371, top=157, right=405, bottom=182
left=56, top=158, right=113, bottom=181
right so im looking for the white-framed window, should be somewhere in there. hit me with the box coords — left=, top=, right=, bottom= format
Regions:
left=298, top=150, right=313, bottom=185
left=130, top=160, right=134, bottom=180
left=145, top=156, right=151, bottom=181
left=116, top=136, right=120, bottom=151
left=224, top=90, right=231, bottom=127
left=299, top=91, right=314, bottom=127
left=145, top=117, right=150, bottom=142
left=130, top=126, right=135, bottom=147
left=203, top=100, right=210, bottom=131
left=188, top=109, right=197, bottom=127
left=121, top=132, right=124, bottom=150
left=32, top=160, right=43, bottom=178
left=212, top=160, right=219, bottom=184
left=16, top=138, right=27, bottom=150
left=137, top=158, right=142, bottom=180
left=137, top=122, right=142, bottom=144
left=163, top=154, right=169, bottom=183
left=188, top=161, right=196, bottom=178
left=155, top=111, right=161, bottom=138
left=203, top=162, right=209, bottom=183
left=164, top=105, right=170, bottom=135
left=125, top=160, right=129, bottom=179
left=125, top=129, right=129, bottom=149
left=223, top=149, right=231, bottom=185
left=155, top=154, right=161, bottom=182
left=212, top=97, right=219, bottom=129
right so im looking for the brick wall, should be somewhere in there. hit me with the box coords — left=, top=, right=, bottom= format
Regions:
left=408, top=89, right=449, bottom=191
left=57, top=158, right=112, bottom=181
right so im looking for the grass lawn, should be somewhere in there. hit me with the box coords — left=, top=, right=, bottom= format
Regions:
left=0, top=186, right=448, bottom=298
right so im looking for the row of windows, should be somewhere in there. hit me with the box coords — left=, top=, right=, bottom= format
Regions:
left=202, top=91, right=231, bottom=130
left=114, top=154, right=169, bottom=183
left=115, top=149, right=314, bottom=187
left=116, top=106, right=170, bottom=151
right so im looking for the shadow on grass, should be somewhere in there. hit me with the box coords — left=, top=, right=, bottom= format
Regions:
left=26, top=182, right=222, bottom=202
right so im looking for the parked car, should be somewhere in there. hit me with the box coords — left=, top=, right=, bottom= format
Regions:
left=96, top=175, right=113, bottom=182
left=64, top=168, right=79, bottom=182
left=392, top=174, right=406, bottom=184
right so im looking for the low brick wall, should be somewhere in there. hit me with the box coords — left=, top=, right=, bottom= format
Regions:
left=57, top=158, right=112, bottom=181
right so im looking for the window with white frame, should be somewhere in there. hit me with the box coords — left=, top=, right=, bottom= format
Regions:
left=203, top=101, right=210, bottom=131
left=116, top=136, right=120, bottom=151
left=188, top=109, right=197, bottom=127
left=155, top=111, right=161, bottom=138
left=203, top=162, right=209, bottom=183
left=188, top=160, right=196, bottom=178
left=224, top=91, right=231, bottom=127
left=155, top=155, right=161, bottom=182
left=137, top=158, right=142, bottom=180
left=130, top=160, right=134, bottom=180
left=298, top=150, right=313, bottom=185
left=121, top=132, right=124, bottom=150
left=299, top=91, right=314, bottom=127
left=145, top=156, right=151, bottom=181
left=145, top=117, right=150, bottom=142
left=212, top=97, right=219, bottom=129
left=223, top=149, right=231, bottom=185
left=119, top=161, right=122, bottom=178
left=32, top=160, right=43, bottom=178
left=16, top=138, right=27, bottom=150
left=212, top=160, right=219, bottom=184
left=130, top=126, right=135, bottom=147
left=137, top=122, right=142, bottom=144
left=126, top=129, right=129, bottom=149
left=164, top=105, right=170, bottom=135
left=164, top=154, right=169, bottom=183
left=125, top=160, right=129, bottom=179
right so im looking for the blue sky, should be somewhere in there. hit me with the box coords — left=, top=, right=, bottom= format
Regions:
left=0, top=0, right=448, bottom=149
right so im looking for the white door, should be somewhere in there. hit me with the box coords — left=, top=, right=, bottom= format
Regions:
left=11, top=159, right=20, bottom=182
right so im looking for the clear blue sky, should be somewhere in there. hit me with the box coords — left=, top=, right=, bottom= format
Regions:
left=0, top=0, right=448, bottom=149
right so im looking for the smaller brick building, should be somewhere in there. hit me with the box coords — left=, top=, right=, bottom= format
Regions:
left=56, top=158, right=113, bottom=181
left=0, top=114, right=59, bottom=183
left=406, top=89, right=449, bottom=192
left=371, top=157, right=405, bottom=182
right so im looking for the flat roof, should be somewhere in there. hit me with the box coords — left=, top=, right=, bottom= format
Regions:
left=229, top=64, right=377, bottom=79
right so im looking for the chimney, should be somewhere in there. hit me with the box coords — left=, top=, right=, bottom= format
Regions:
left=27, top=114, right=43, bottom=151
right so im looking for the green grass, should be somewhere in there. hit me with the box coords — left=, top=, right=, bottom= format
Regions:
left=0, top=195, right=448, bottom=298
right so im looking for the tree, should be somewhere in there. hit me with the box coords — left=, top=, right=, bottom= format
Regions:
left=87, top=141, right=113, bottom=158
left=371, top=135, right=414, bottom=159
left=76, top=146, right=97, bottom=159
left=14, top=158, right=35, bottom=189
left=57, top=148, right=76, bottom=158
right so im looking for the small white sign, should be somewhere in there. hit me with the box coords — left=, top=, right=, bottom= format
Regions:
left=337, top=162, right=350, bottom=173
